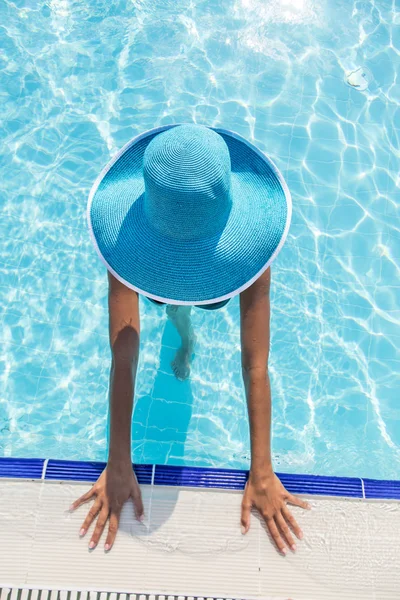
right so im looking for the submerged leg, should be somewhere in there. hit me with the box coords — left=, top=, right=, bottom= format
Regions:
left=166, top=305, right=197, bottom=380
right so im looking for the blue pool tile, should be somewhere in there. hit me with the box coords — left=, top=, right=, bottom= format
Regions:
left=363, top=478, right=400, bottom=500
left=155, top=465, right=364, bottom=497
left=45, top=459, right=153, bottom=485
left=277, top=473, right=363, bottom=498
left=1, top=458, right=398, bottom=500
left=154, top=465, right=248, bottom=489
left=45, top=459, right=105, bottom=481
left=0, top=457, right=44, bottom=479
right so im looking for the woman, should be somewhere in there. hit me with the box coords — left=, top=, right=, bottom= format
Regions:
left=71, top=124, right=310, bottom=555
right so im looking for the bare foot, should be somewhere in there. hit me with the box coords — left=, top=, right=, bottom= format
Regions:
left=171, top=335, right=196, bottom=381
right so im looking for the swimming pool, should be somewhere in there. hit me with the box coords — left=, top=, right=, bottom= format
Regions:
left=0, top=0, right=399, bottom=480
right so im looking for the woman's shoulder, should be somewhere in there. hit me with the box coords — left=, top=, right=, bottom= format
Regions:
left=240, top=267, right=271, bottom=300
left=107, top=270, right=138, bottom=297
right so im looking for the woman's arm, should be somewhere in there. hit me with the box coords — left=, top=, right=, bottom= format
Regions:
left=240, top=267, right=273, bottom=474
left=70, top=271, right=143, bottom=552
left=240, top=267, right=310, bottom=555
left=107, top=271, right=140, bottom=465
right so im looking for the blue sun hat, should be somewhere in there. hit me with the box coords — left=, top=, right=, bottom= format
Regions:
left=87, top=124, right=292, bottom=305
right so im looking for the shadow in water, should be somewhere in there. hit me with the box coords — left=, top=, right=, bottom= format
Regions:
left=120, top=311, right=195, bottom=536
left=134, top=313, right=195, bottom=464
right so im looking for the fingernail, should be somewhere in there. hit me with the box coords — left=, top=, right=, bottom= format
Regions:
left=138, top=514, right=145, bottom=522
left=291, top=544, right=297, bottom=552
left=69, top=505, right=75, bottom=512
left=89, top=541, right=95, bottom=549
left=104, top=544, right=111, bottom=552
left=299, top=531, right=304, bottom=539
left=79, top=528, right=86, bottom=537
left=281, top=547, right=287, bottom=555
left=307, top=504, right=312, bottom=510
left=241, top=525, right=246, bottom=535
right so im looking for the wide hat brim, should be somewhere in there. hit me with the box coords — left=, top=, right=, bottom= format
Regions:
left=87, top=124, right=292, bottom=305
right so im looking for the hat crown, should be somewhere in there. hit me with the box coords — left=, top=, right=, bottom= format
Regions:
left=143, top=124, right=232, bottom=240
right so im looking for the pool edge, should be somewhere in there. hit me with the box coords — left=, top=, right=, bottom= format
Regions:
left=0, top=457, right=399, bottom=500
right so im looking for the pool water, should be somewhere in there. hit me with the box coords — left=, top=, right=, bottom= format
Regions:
left=1, top=0, right=399, bottom=479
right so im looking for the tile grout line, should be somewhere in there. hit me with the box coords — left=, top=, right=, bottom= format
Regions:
left=41, top=459, right=49, bottom=480
left=361, top=478, right=366, bottom=499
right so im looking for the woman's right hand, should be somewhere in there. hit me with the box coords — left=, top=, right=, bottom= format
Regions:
left=70, top=462, right=144, bottom=551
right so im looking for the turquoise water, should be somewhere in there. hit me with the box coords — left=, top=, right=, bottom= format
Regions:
left=1, top=0, right=399, bottom=479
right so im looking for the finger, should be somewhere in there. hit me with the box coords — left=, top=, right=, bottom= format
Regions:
left=266, top=517, right=287, bottom=555
left=282, top=505, right=303, bottom=540
left=80, top=498, right=102, bottom=537
left=275, top=513, right=296, bottom=551
left=70, top=487, right=96, bottom=511
left=241, top=497, right=251, bottom=535
left=104, top=510, right=120, bottom=552
left=286, top=493, right=311, bottom=510
left=131, top=485, right=144, bottom=522
left=89, top=505, right=110, bottom=549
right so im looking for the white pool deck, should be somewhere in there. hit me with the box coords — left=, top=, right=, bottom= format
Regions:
left=0, top=479, right=399, bottom=600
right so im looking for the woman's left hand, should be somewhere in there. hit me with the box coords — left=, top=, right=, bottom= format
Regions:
left=241, top=469, right=310, bottom=554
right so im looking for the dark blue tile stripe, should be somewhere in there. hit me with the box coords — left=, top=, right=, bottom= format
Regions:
left=154, top=465, right=248, bottom=490
left=363, top=478, right=400, bottom=500
left=45, top=460, right=153, bottom=485
left=154, top=466, right=364, bottom=497
left=0, top=458, right=399, bottom=499
left=0, top=457, right=44, bottom=479
left=278, top=473, right=363, bottom=498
